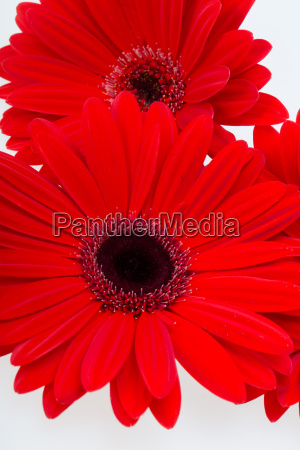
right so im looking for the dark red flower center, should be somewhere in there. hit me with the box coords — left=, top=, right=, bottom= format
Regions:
left=104, top=46, right=185, bottom=113
left=80, top=220, right=191, bottom=317
left=97, top=234, right=174, bottom=294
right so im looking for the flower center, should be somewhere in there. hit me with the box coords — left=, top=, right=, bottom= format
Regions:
left=80, top=220, right=191, bottom=317
left=104, top=46, right=185, bottom=113
left=97, top=234, right=174, bottom=294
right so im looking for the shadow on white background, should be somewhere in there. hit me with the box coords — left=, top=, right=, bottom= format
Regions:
left=0, top=1, right=300, bottom=449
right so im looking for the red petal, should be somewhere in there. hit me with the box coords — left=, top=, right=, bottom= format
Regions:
left=150, top=377, right=181, bottom=429
left=223, top=342, right=277, bottom=390
left=82, top=312, right=135, bottom=391
left=277, top=353, right=300, bottom=407
left=209, top=124, right=236, bottom=157
left=190, top=276, right=300, bottom=313
left=192, top=241, right=293, bottom=271
left=171, top=299, right=294, bottom=354
left=135, top=313, right=177, bottom=399
left=176, top=102, right=214, bottom=129
left=116, top=346, right=152, bottom=419
left=10, top=32, right=61, bottom=59
left=234, top=65, right=271, bottom=91
left=264, top=391, right=288, bottom=423
left=223, top=93, right=289, bottom=126
left=159, top=0, right=184, bottom=58
left=110, top=378, right=139, bottom=427
left=27, top=7, right=114, bottom=73
left=14, top=344, right=68, bottom=394
left=0, top=290, right=93, bottom=346
left=280, top=120, right=300, bottom=185
left=110, top=92, right=142, bottom=190
left=43, top=383, right=78, bottom=419
left=7, top=83, right=104, bottom=115
left=40, top=0, right=107, bottom=45
left=85, top=0, right=138, bottom=53
left=129, top=125, right=160, bottom=214
left=211, top=0, right=255, bottom=35
left=184, top=140, right=248, bottom=220
left=54, top=313, right=110, bottom=404
left=0, top=107, right=59, bottom=138
left=165, top=311, right=246, bottom=403
left=82, top=97, right=129, bottom=214
left=180, top=0, right=221, bottom=75
left=33, top=131, right=107, bottom=218
left=0, top=250, right=81, bottom=278
left=234, top=39, right=272, bottom=75
left=0, top=277, right=86, bottom=320
left=184, top=66, right=230, bottom=103
left=152, top=116, right=213, bottom=215
left=11, top=302, right=99, bottom=366
left=142, top=102, right=178, bottom=176
left=211, top=80, right=259, bottom=121
left=3, top=55, right=101, bottom=86
left=202, top=30, right=253, bottom=72
left=253, top=125, right=284, bottom=180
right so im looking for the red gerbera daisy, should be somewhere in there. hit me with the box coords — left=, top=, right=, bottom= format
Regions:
left=0, top=0, right=288, bottom=164
left=254, top=113, right=300, bottom=238
left=252, top=113, right=300, bottom=423
left=0, top=93, right=299, bottom=428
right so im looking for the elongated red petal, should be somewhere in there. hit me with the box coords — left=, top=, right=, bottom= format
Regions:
left=165, top=312, right=246, bottom=403
left=190, top=276, right=300, bottom=313
left=223, top=93, right=289, bottom=126
left=0, top=291, right=93, bottom=346
left=171, top=299, right=294, bottom=354
left=0, top=250, right=81, bottom=279
left=181, top=0, right=221, bottom=75
left=33, top=131, right=106, bottom=218
left=82, top=97, right=129, bottom=214
left=264, top=391, right=288, bottom=423
left=82, top=312, right=134, bottom=391
left=129, top=125, right=160, bottom=214
left=26, top=7, right=114, bottom=73
left=184, top=66, right=230, bottom=103
left=110, top=378, right=139, bottom=427
left=150, top=377, right=181, bottom=429
left=191, top=242, right=293, bottom=271
left=116, top=346, right=152, bottom=419
left=43, top=383, right=79, bottom=419
left=11, top=303, right=99, bottom=366
left=135, top=313, right=177, bottom=399
left=54, top=313, right=110, bottom=404
left=14, top=344, right=68, bottom=394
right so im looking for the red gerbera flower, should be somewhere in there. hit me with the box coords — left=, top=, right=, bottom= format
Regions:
left=253, top=114, right=300, bottom=423
left=254, top=114, right=300, bottom=238
left=0, top=0, right=288, bottom=164
left=0, top=93, right=299, bottom=427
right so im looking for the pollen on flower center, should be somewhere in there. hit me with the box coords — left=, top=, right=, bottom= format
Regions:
left=104, top=46, right=185, bottom=113
left=80, top=219, right=191, bottom=317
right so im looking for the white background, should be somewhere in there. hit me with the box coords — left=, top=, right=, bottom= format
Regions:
left=1, top=1, right=300, bottom=449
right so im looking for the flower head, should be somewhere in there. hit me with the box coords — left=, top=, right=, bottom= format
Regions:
left=254, top=114, right=300, bottom=238
left=0, top=0, right=288, bottom=163
left=0, top=93, right=299, bottom=427
left=253, top=116, right=300, bottom=423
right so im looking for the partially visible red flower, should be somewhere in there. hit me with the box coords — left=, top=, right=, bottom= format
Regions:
left=0, top=0, right=288, bottom=164
left=254, top=114, right=300, bottom=238
left=250, top=116, right=300, bottom=422
left=0, top=93, right=299, bottom=427
left=264, top=351, right=300, bottom=422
